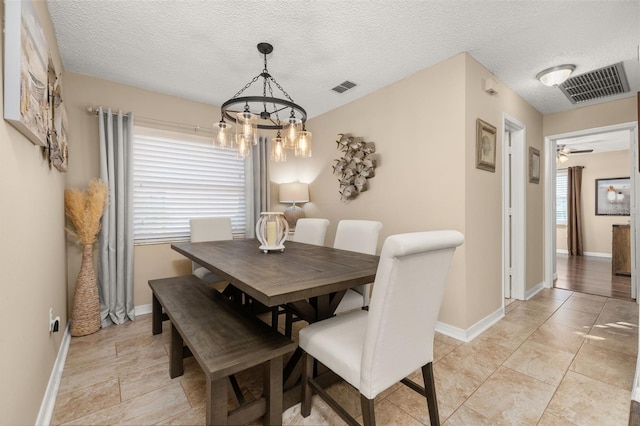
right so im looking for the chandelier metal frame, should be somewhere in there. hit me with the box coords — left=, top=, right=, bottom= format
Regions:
left=220, top=42, right=307, bottom=130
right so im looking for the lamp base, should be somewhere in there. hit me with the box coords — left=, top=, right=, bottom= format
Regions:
left=283, top=205, right=305, bottom=229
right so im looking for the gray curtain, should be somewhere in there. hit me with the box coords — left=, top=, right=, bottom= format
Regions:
left=567, top=166, right=584, bottom=256
left=98, top=108, right=135, bottom=325
left=246, top=136, right=270, bottom=238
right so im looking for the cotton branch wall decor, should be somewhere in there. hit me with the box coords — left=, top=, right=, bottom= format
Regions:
left=332, top=133, right=377, bottom=201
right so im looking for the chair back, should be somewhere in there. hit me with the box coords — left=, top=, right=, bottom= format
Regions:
left=333, top=220, right=382, bottom=307
left=189, top=217, right=233, bottom=277
left=359, top=230, right=464, bottom=399
left=189, top=217, right=233, bottom=243
left=293, top=218, right=330, bottom=246
left=333, top=220, right=382, bottom=255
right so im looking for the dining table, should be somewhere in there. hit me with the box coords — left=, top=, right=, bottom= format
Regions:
left=171, top=238, right=380, bottom=408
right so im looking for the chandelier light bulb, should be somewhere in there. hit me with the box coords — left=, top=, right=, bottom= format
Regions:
left=271, top=134, right=286, bottom=162
left=284, top=117, right=300, bottom=149
left=237, top=110, right=257, bottom=146
left=295, top=129, right=312, bottom=158
left=213, top=120, right=229, bottom=148
left=236, top=134, right=251, bottom=159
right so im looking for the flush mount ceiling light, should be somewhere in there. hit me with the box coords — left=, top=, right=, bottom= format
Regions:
left=536, top=64, right=576, bottom=87
left=213, top=42, right=311, bottom=162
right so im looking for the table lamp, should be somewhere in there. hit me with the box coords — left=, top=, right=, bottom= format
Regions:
left=279, top=182, right=309, bottom=228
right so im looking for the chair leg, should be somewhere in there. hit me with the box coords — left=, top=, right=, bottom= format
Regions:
left=360, top=394, right=375, bottom=426
left=422, top=362, right=440, bottom=426
left=285, top=312, right=293, bottom=338
left=301, top=351, right=313, bottom=417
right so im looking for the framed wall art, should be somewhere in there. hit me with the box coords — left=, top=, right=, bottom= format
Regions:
left=528, top=147, right=540, bottom=184
left=3, top=0, right=49, bottom=146
left=595, top=177, right=630, bottom=216
left=475, top=119, right=496, bottom=172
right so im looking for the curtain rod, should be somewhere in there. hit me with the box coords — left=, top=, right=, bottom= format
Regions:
left=86, top=106, right=214, bottom=135
left=557, top=166, right=586, bottom=170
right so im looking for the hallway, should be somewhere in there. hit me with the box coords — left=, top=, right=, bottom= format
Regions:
left=555, top=253, right=632, bottom=300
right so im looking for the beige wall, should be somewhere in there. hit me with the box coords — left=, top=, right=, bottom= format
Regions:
left=0, top=1, right=67, bottom=424
left=463, top=55, right=544, bottom=316
left=276, top=53, right=469, bottom=327
left=544, top=97, right=637, bottom=136
left=557, top=150, right=631, bottom=255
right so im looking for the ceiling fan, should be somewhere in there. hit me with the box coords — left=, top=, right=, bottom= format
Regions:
left=556, top=144, right=593, bottom=163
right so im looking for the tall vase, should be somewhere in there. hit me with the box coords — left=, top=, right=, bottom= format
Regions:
left=70, top=244, right=101, bottom=336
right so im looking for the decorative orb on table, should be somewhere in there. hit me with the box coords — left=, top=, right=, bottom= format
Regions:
left=256, top=212, right=289, bottom=253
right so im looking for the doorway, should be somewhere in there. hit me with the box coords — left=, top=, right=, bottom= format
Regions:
left=544, top=122, right=639, bottom=301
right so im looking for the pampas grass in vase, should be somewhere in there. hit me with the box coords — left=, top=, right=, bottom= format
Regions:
left=65, top=179, right=108, bottom=336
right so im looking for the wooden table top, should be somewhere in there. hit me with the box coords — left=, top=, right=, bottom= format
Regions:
left=171, top=239, right=379, bottom=307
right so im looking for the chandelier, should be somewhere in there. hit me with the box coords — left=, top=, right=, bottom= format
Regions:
left=213, top=42, right=312, bottom=162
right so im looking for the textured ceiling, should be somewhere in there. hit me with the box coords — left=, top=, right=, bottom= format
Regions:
left=46, top=0, right=639, bottom=120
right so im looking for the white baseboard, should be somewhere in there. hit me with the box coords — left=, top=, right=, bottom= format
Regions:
left=525, top=281, right=545, bottom=300
left=36, top=322, right=71, bottom=426
left=584, top=252, right=612, bottom=258
left=556, top=249, right=611, bottom=259
left=135, top=303, right=152, bottom=316
left=435, top=305, right=505, bottom=343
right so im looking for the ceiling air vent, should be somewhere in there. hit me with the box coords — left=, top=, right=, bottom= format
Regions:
left=558, top=62, right=630, bottom=104
left=332, top=80, right=357, bottom=93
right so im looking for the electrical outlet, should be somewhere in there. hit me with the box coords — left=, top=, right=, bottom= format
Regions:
left=49, top=308, right=60, bottom=333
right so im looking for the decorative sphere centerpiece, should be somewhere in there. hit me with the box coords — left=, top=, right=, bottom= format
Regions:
left=256, top=212, right=289, bottom=253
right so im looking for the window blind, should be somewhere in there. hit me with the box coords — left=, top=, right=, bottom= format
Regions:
left=133, top=127, right=246, bottom=244
left=556, top=170, right=568, bottom=225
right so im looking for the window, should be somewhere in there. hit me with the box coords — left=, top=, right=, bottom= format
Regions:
left=133, top=127, right=247, bottom=244
left=556, top=170, right=568, bottom=225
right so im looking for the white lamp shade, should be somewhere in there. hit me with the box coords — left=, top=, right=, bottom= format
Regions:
left=279, top=182, right=309, bottom=203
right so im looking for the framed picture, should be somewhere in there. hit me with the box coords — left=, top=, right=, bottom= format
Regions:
left=528, top=147, right=540, bottom=184
left=596, top=177, right=630, bottom=216
left=3, top=0, right=49, bottom=146
left=476, top=119, right=496, bottom=172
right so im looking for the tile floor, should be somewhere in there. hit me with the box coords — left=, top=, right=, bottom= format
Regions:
left=51, top=288, right=638, bottom=425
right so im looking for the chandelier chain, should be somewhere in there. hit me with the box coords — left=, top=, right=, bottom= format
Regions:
left=267, top=79, right=281, bottom=126
left=231, top=74, right=261, bottom=99
left=269, top=75, right=295, bottom=103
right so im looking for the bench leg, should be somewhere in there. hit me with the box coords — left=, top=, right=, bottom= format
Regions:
left=206, top=376, right=228, bottom=426
left=169, top=323, right=184, bottom=378
left=263, top=357, right=283, bottom=426
left=152, top=293, right=163, bottom=335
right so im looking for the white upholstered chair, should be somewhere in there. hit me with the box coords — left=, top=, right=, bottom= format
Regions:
left=333, top=220, right=382, bottom=314
left=299, top=230, right=464, bottom=426
left=189, top=217, right=233, bottom=284
left=292, top=218, right=330, bottom=246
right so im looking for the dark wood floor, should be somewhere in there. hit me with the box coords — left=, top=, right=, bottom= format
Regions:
left=555, top=253, right=633, bottom=300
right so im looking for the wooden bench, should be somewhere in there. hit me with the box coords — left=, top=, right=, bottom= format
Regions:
left=149, top=275, right=297, bottom=426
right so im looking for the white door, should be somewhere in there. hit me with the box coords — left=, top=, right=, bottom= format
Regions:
left=503, top=114, right=526, bottom=301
